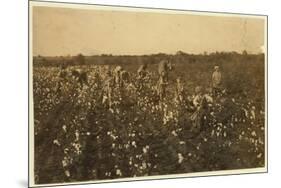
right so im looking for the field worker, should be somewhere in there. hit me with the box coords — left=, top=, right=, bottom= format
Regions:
left=193, top=86, right=203, bottom=109
left=204, top=87, right=214, bottom=104
left=157, top=73, right=168, bottom=101
left=167, top=61, right=174, bottom=71
left=175, top=77, right=184, bottom=102
left=212, top=65, right=222, bottom=96
left=57, top=64, right=68, bottom=79
left=103, top=70, right=114, bottom=108
left=137, top=63, right=147, bottom=79
left=56, top=64, right=68, bottom=94
left=71, top=69, right=89, bottom=88
left=158, top=60, right=169, bottom=83
left=120, top=70, right=130, bottom=86
left=114, top=66, right=123, bottom=87
left=190, top=86, right=205, bottom=132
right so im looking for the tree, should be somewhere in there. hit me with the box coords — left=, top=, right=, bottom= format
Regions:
left=242, top=50, right=248, bottom=56
left=75, top=53, right=86, bottom=65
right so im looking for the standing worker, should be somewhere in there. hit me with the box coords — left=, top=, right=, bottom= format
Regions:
left=137, top=63, right=147, bottom=79
left=56, top=64, right=68, bottom=95
left=102, top=70, right=114, bottom=109
left=212, top=65, right=222, bottom=96
left=157, top=60, right=169, bottom=101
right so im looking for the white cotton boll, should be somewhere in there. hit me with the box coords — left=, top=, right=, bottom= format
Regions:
left=75, top=130, right=79, bottom=141
left=132, top=141, right=137, bottom=148
left=112, top=143, right=116, bottom=148
left=178, top=153, right=184, bottom=164
left=179, top=141, right=185, bottom=145
left=251, top=110, right=256, bottom=119
left=62, top=125, right=67, bottom=132
left=111, top=134, right=117, bottom=140
left=258, top=137, right=264, bottom=144
left=86, top=132, right=90, bottom=135
left=251, top=131, right=257, bottom=137
left=168, top=111, right=173, bottom=119
left=109, top=108, right=114, bottom=113
left=64, top=170, right=70, bottom=177
left=211, top=130, right=215, bottom=137
left=64, top=148, right=69, bottom=154
left=53, top=139, right=60, bottom=146
left=171, top=130, right=178, bottom=136
left=142, top=162, right=147, bottom=169
left=62, top=159, right=68, bottom=167
left=143, top=147, right=148, bottom=154
left=116, top=169, right=122, bottom=176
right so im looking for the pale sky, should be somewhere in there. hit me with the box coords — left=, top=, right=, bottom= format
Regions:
left=32, top=6, right=265, bottom=56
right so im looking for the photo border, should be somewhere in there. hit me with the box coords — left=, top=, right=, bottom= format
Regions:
left=28, top=0, right=268, bottom=187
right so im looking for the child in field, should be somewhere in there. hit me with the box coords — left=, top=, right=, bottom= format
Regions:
left=157, top=71, right=168, bottom=101
left=175, top=77, right=184, bottom=103
left=190, top=86, right=202, bottom=131
left=102, top=70, right=114, bottom=109
left=137, top=64, right=147, bottom=79
left=193, top=86, right=203, bottom=110
left=56, top=64, right=68, bottom=95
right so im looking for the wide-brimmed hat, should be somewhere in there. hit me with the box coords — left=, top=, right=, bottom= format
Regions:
left=214, top=65, right=219, bottom=70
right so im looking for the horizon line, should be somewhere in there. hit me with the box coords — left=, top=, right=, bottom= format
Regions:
left=33, top=51, right=264, bottom=57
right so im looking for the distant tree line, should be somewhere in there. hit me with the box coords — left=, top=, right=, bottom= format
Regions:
left=33, top=51, right=264, bottom=67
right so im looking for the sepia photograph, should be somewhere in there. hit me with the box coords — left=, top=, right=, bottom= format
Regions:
left=29, top=1, right=267, bottom=187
